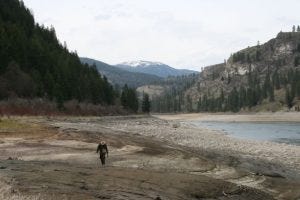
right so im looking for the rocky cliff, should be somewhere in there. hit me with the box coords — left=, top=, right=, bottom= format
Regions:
left=184, top=31, right=300, bottom=112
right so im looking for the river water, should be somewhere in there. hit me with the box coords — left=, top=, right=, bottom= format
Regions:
left=191, top=121, right=300, bottom=146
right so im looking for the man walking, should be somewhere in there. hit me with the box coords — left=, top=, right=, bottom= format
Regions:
left=96, top=141, right=108, bottom=166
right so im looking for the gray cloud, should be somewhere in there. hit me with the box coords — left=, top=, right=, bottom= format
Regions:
left=23, top=0, right=300, bottom=70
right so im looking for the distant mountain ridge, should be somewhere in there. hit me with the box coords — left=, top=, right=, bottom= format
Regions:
left=115, top=60, right=198, bottom=78
left=80, top=58, right=162, bottom=88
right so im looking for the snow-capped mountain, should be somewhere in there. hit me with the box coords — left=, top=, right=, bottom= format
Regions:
left=118, top=61, right=165, bottom=68
left=80, top=58, right=162, bottom=87
left=115, top=60, right=198, bottom=78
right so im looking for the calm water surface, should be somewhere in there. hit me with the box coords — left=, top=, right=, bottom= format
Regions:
left=191, top=121, right=300, bottom=146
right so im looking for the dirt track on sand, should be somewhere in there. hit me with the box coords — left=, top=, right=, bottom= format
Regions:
left=0, top=116, right=299, bottom=199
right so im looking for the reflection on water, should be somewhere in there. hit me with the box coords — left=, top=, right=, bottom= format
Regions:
left=192, top=121, right=300, bottom=146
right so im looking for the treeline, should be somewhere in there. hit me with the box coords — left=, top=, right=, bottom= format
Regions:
left=120, top=84, right=139, bottom=112
left=232, top=49, right=262, bottom=63
left=118, top=84, right=150, bottom=113
left=197, top=68, right=300, bottom=112
left=151, top=73, right=198, bottom=112
left=0, top=0, right=115, bottom=108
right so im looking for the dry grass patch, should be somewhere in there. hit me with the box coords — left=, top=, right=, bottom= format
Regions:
left=0, top=118, right=57, bottom=139
left=0, top=180, right=44, bottom=200
left=0, top=118, right=27, bottom=130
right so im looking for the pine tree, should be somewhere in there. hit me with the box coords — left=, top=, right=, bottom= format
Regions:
left=197, top=98, right=202, bottom=112
left=44, top=71, right=55, bottom=100
left=220, top=88, right=225, bottom=102
left=246, top=88, right=254, bottom=107
left=292, top=25, right=296, bottom=32
left=239, top=86, right=247, bottom=108
left=286, top=88, right=293, bottom=109
left=269, top=85, right=275, bottom=102
left=54, top=83, right=64, bottom=110
left=231, top=87, right=239, bottom=112
left=296, top=70, right=300, bottom=97
left=291, top=72, right=297, bottom=99
left=121, top=84, right=139, bottom=112
left=297, top=25, right=300, bottom=32
left=121, top=84, right=129, bottom=108
left=294, top=56, right=300, bottom=67
left=272, top=70, right=280, bottom=89
left=142, top=93, right=151, bottom=113
left=255, top=50, right=261, bottom=61
left=186, top=95, right=193, bottom=112
left=263, top=70, right=271, bottom=99
left=128, top=89, right=139, bottom=112
left=202, top=94, right=208, bottom=112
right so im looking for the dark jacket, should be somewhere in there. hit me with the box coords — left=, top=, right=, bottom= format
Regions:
left=97, top=143, right=108, bottom=156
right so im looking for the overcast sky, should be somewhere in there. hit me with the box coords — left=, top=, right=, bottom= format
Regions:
left=23, top=0, right=300, bottom=70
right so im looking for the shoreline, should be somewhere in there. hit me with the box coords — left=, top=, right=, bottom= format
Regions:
left=153, top=114, right=300, bottom=180
left=153, top=112, right=300, bottom=122
left=187, top=120, right=300, bottom=146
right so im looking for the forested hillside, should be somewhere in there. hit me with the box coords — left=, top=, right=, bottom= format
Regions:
left=184, top=31, right=300, bottom=112
left=148, top=31, right=300, bottom=113
left=0, top=0, right=114, bottom=108
left=137, top=73, right=199, bottom=112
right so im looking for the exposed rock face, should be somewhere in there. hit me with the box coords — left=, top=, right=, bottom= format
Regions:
left=184, top=32, right=300, bottom=110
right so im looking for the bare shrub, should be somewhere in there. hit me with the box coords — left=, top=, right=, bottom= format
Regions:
left=0, top=98, right=58, bottom=116
left=64, top=101, right=127, bottom=116
left=0, top=98, right=127, bottom=116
